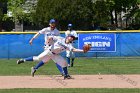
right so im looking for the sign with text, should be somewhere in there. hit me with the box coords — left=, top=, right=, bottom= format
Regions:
left=78, top=33, right=116, bottom=52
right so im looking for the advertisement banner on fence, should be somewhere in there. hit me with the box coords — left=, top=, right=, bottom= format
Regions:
left=78, top=33, right=116, bottom=52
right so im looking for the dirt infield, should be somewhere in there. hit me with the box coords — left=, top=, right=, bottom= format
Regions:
left=0, top=75, right=140, bottom=89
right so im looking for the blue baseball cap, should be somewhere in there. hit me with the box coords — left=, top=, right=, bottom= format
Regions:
left=49, top=19, right=56, bottom=24
left=68, top=24, right=72, bottom=27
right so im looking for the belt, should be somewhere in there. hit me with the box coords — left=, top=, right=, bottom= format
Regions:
left=49, top=49, right=56, bottom=54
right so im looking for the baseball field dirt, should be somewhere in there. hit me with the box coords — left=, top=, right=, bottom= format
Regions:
left=0, top=75, right=139, bottom=89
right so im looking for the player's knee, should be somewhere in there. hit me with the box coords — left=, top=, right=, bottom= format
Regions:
left=33, top=56, right=41, bottom=61
left=33, top=56, right=38, bottom=61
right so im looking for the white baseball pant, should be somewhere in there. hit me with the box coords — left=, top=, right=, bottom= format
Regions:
left=33, top=49, right=67, bottom=67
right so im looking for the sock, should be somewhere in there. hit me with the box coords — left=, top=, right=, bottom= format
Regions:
left=63, top=67, right=68, bottom=76
left=24, top=57, right=33, bottom=61
left=71, top=58, right=75, bottom=63
left=71, top=58, right=75, bottom=67
left=34, top=61, right=44, bottom=70
left=66, top=57, right=70, bottom=65
left=56, top=63, right=64, bottom=74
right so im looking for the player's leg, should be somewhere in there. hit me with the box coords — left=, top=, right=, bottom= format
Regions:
left=43, top=45, right=64, bottom=75
left=71, top=58, right=74, bottom=67
left=71, top=51, right=75, bottom=67
left=66, top=50, right=71, bottom=67
left=31, top=56, right=51, bottom=77
left=17, top=56, right=46, bottom=77
left=17, top=49, right=51, bottom=64
left=30, top=49, right=53, bottom=77
left=34, top=57, right=64, bottom=76
left=17, top=56, right=34, bottom=64
left=52, top=55, right=72, bottom=79
left=66, top=57, right=70, bottom=67
left=17, top=49, right=52, bottom=77
left=55, top=63, right=64, bottom=76
left=39, top=51, right=64, bottom=75
left=17, top=56, right=46, bottom=64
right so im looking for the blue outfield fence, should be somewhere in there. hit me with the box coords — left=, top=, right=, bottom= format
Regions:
left=0, top=31, right=140, bottom=58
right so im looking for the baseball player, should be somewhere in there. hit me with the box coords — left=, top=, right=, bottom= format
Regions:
left=17, top=35, right=89, bottom=79
left=65, top=24, right=78, bottom=67
left=27, top=19, right=64, bottom=75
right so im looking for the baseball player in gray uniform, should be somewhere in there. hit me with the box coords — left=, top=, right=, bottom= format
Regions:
left=65, top=24, right=78, bottom=67
left=17, top=35, right=88, bottom=79
left=23, top=19, right=64, bottom=75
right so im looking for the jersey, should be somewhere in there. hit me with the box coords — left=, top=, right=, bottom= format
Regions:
left=48, top=36, right=73, bottom=54
left=39, top=27, right=60, bottom=45
left=65, top=30, right=77, bottom=58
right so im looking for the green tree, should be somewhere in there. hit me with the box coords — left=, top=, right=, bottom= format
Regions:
left=35, top=0, right=93, bottom=30
left=0, top=0, right=7, bottom=31
left=106, top=0, right=138, bottom=28
left=0, top=9, right=3, bottom=31
left=91, top=0, right=139, bottom=29
left=4, top=0, right=37, bottom=31
left=128, top=0, right=140, bottom=22
left=92, top=0, right=110, bottom=28
left=35, top=0, right=140, bottom=30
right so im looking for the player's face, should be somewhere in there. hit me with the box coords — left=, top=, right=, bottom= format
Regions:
left=68, top=27, right=72, bottom=30
left=66, top=36, right=74, bottom=44
left=50, top=23, right=56, bottom=30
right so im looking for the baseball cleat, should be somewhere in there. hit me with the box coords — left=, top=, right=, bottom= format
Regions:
left=61, top=73, right=64, bottom=76
left=64, top=74, right=72, bottom=79
left=17, top=59, right=24, bottom=64
left=31, top=67, right=36, bottom=77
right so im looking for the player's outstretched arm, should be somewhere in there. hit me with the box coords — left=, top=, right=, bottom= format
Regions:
left=72, top=44, right=91, bottom=53
left=29, top=33, right=40, bottom=45
left=72, top=48, right=84, bottom=52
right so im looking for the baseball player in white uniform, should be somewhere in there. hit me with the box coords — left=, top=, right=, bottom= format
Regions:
left=17, top=35, right=87, bottom=79
left=65, top=24, right=78, bottom=67
left=21, top=19, right=64, bottom=75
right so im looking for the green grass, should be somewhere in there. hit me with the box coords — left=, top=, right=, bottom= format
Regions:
left=0, top=88, right=140, bottom=93
left=0, top=58, right=140, bottom=76
left=0, top=58, right=140, bottom=93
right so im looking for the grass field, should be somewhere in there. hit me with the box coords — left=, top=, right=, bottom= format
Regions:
left=0, top=58, right=140, bottom=93
left=0, top=58, right=140, bottom=76
left=0, top=88, right=140, bottom=93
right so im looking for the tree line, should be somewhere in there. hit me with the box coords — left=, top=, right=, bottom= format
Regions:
left=0, top=0, right=140, bottom=31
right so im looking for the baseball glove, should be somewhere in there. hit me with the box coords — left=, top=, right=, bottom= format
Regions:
left=83, top=44, right=91, bottom=53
